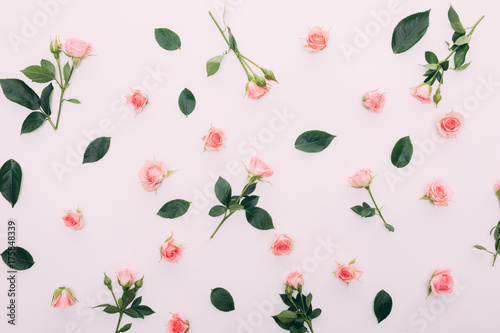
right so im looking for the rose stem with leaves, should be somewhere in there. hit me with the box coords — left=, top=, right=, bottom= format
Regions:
left=366, top=186, right=393, bottom=232
left=51, top=53, right=75, bottom=130
left=286, top=290, right=314, bottom=333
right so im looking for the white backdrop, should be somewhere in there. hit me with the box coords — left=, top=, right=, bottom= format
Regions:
left=1, top=0, right=500, bottom=332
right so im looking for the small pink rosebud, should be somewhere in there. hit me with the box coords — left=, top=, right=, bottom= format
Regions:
left=349, top=169, right=373, bottom=188
left=139, top=159, right=170, bottom=192
left=51, top=287, right=77, bottom=307
left=410, top=83, right=432, bottom=104
left=284, top=270, right=304, bottom=290
left=168, top=313, right=190, bottom=333
left=248, top=157, right=273, bottom=180
left=246, top=80, right=269, bottom=100
left=304, top=26, right=330, bottom=52
left=203, top=127, right=225, bottom=151
left=160, top=238, right=183, bottom=263
left=64, top=38, right=92, bottom=58
left=429, top=269, right=454, bottom=298
left=494, top=181, right=500, bottom=198
left=125, top=89, right=148, bottom=113
left=62, top=209, right=83, bottom=230
left=436, top=111, right=464, bottom=138
left=362, top=89, right=386, bottom=113
left=424, top=178, right=453, bottom=206
left=116, top=269, right=137, bottom=288
left=271, top=235, right=294, bottom=256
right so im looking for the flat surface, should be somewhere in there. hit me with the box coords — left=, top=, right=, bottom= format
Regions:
left=0, top=0, right=499, bottom=332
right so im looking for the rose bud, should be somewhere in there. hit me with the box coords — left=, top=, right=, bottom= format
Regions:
left=349, top=169, right=373, bottom=188
left=62, top=209, right=83, bottom=230
left=433, top=87, right=442, bottom=106
left=284, top=270, right=304, bottom=290
left=423, top=178, right=453, bottom=206
left=261, top=68, right=278, bottom=83
left=51, top=287, right=77, bottom=307
left=334, top=261, right=363, bottom=285
left=436, top=111, right=464, bottom=138
left=134, top=276, right=144, bottom=291
left=410, top=83, right=432, bottom=104
left=64, top=38, right=92, bottom=58
left=362, top=89, right=386, bottom=113
left=494, top=181, right=500, bottom=199
left=271, top=235, right=294, bottom=256
left=116, top=269, right=137, bottom=288
left=168, top=313, right=190, bottom=333
left=160, top=237, right=183, bottom=263
left=248, top=157, right=273, bottom=180
left=139, top=159, right=170, bottom=192
left=304, top=26, right=330, bottom=52
left=203, top=127, right=225, bottom=151
left=50, top=37, right=61, bottom=54
left=246, top=80, right=269, bottom=100
left=125, top=89, right=148, bottom=113
left=103, top=273, right=112, bottom=287
left=428, top=269, right=454, bottom=298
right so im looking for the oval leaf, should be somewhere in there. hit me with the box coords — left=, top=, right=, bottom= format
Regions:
left=207, top=55, right=224, bottom=77
left=425, top=51, right=438, bottom=64
left=118, top=323, right=132, bottom=332
left=40, top=83, right=54, bottom=116
left=214, top=177, right=232, bottom=206
left=392, top=10, right=431, bottom=54
left=210, top=287, right=235, bottom=312
left=178, top=88, right=196, bottom=117
left=157, top=199, right=191, bottom=219
left=21, top=112, right=46, bottom=134
left=294, top=130, right=336, bottom=153
left=21, top=65, right=55, bottom=83
left=209, top=205, right=227, bottom=217
left=1, top=246, right=34, bottom=270
left=0, top=79, right=40, bottom=110
left=245, top=207, right=274, bottom=230
left=40, top=59, right=56, bottom=76
left=0, top=159, right=22, bottom=207
left=374, top=289, right=393, bottom=323
left=83, top=137, right=111, bottom=164
left=391, top=136, right=413, bottom=168
left=66, top=98, right=81, bottom=104
left=155, top=28, right=181, bottom=51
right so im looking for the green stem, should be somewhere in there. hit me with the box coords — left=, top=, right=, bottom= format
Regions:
left=366, top=186, right=389, bottom=228
left=208, top=11, right=231, bottom=48
left=114, top=312, right=123, bottom=333
left=55, top=56, right=64, bottom=89
left=467, top=15, right=485, bottom=37
left=239, top=56, right=257, bottom=76
left=210, top=211, right=235, bottom=238
left=54, top=65, right=74, bottom=130
left=241, top=55, right=262, bottom=70
left=236, top=55, right=253, bottom=81
left=288, top=295, right=313, bottom=332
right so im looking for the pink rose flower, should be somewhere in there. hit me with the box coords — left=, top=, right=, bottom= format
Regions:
left=271, top=235, right=294, bottom=256
left=334, top=262, right=363, bottom=284
left=349, top=169, right=373, bottom=188
left=204, top=127, right=225, bottom=151
left=168, top=313, right=189, bottom=333
left=304, top=26, right=330, bottom=51
left=284, top=270, right=304, bottom=289
left=62, top=209, right=83, bottom=230
left=425, top=178, right=453, bottom=206
left=429, top=268, right=454, bottom=298
left=410, top=84, right=432, bottom=104
left=436, top=112, right=464, bottom=138
left=362, top=89, right=386, bottom=113
left=249, top=157, right=273, bottom=179
left=51, top=287, right=77, bottom=307
left=126, top=89, right=148, bottom=113
left=116, top=269, right=136, bottom=288
left=246, top=81, right=269, bottom=100
left=139, top=159, right=170, bottom=192
left=160, top=239, right=183, bottom=263
left=64, top=38, right=92, bottom=58
left=494, top=181, right=500, bottom=197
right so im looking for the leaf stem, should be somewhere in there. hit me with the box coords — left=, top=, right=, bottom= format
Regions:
left=366, top=186, right=392, bottom=231
left=240, top=55, right=262, bottom=70
left=114, top=312, right=123, bottom=333
left=208, top=11, right=231, bottom=48
left=210, top=211, right=235, bottom=238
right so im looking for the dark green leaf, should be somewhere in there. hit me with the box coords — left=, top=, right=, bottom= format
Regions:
left=385, top=223, right=395, bottom=232
left=452, top=32, right=465, bottom=43
left=134, top=305, right=155, bottom=316
left=178, top=88, right=196, bottom=117
left=21, top=65, right=55, bottom=83
left=276, top=310, right=297, bottom=323
left=206, top=55, right=224, bottom=77
left=131, top=297, right=142, bottom=308
left=391, top=136, right=413, bottom=168
left=425, top=51, right=438, bottom=64
left=63, top=63, right=71, bottom=82
left=0, top=159, right=22, bottom=207
left=392, top=10, right=431, bottom=53
left=242, top=183, right=257, bottom=196
left=209, top=205, right=227, bottom=217
left=103, top=306, right=120, bottom=314
left=245, top=207, right=274, bottom=230
left=83, top=137, right=111, bottom=164
left=157, top=199, right=191, bottom=219
left=241, top=195, right=259, bottom=209
left=280, top=294, right=293, bottom=307
left=117, top=323, right=132, bottom=332
left=272, top=316, right=293, bottom=330
left=441, top=60, right=449, bottom=71
left=121, top=290, right=135, bottom=308
left=124, top=308, right=142, bottom=318
left=210, top=287, right=235, bottom=312
left=310, top=308, right=322, bottom=319
left=374, top=290, right=393, bottom=323
left=0, top=79, right=40, bottom=110
left=66, top=98, right=81, bottom=104
left=290, top=325, right=307, bottom=333
left=155, top=28, right=181, bottom=51
left=294, top=130, right=336, bottom=153
left=305, top=293, right=312, bottom=308
left=227, top=26, right=238, bottom=52
left=1, top=246, right=34, bottom=270
left=448, top=5, right=460, bottom=23
left=351, top=202, right=376, bottom=218
left=40, top=83, right=53, bottom=115
left=214, top=177, right=232, bottom=206
left=454, top=44, right=469, bottom=68
left=451, top=21, right=466, bottom=34
left=494, top=222, right=500, bottom=239
left=20, top=112, right=46, bottom=134
left=40, top=59, right=55, bottom=77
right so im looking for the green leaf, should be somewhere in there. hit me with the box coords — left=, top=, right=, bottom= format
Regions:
left=245, top=207, right=274, bottom=230
left=134, top=305, right=155, bottom=317
left=1, top=246, right=34, bottom=270
left=227, top=26, right=238, bottom=52
left=384, top=223, right=395, bottom=232
left=0, top=159, right=22, bottom=207
left=280, top=294, right=294, bottom=307
left=391, top=10, right=430, bottom=53
left=272, top=316, right=293, bottom=330
left=40, top=83, right=53, bottom=116
left=305, top=293, right=312, bottom=308
left=214, top=177, right=232, bottom=207
left=454, top=44, right=469, bottom=68
left=374, top=290, right=393, bottom=323
left=210, top=287, right=235, bottom=312
left=66, top=98, right=81, bottom=104
left=276, top=310, right=298, bottom=323
left=351, top=202, right=376, bottom=218
left=473, top=245, right=492, bottom=253
left=21, top=65, right=55, bottom=83
left=454, top=62, right=471, bottom=71
left=40, top=59, right=56, bottom=77
left=454, top=35, right=468, bottom=46
left=0, top=79, right=40, bottom=110
left=154, top=28, right=181, bottom=51
left=21, top=112, right=46, bottom=134
left=441, top=61, right=449, bottom=71
left=448, top=5, right=460, bottom=23
left=228, top=203, right=244, bottom=212
left=157, top=199, right=191, bottom=219
left=391, top=136, right=413, bottom=168
left=131, top=296, right=142, bottom=308
left=103, top=305, right=120, bottom=314
left=83, top=137, right=111, bottom=164
left=209, top=205, right=227, bottom=217
left=451, top=21, right=466, bottom=34
left=242, top=183, right=257, bottom=196
left=290, top=326, right=307, bottom=333
left=425, top=51, right=438, bottom=64
left=63, top=63, right=71, bottom=82
left=124, top=308, right=142, bottom=318
left=494, top=222, right=500, bottom=239
left=241, top=195, right=259, bottom=209
left=121, top=290, right=135, bottom=308
left=206, top=55, right=224, bottom=77
left=310, top=308, right=322, bottom=319
left=294, top=130, right=336, bottom=153
left=117, top=323, right=132, bottom=332
left=421, top=64, right=439, bottom=70
left=178, top=88, right=196, bottom=117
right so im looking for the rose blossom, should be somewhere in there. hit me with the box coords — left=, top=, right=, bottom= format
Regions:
left=64, top=38, right=92, bottom=58
left=410, top=84, right=432, bottom=104
left=125, top=89, right=148, bottom=113
left=271, top=235, right=294, bottom=256
left=284, top=270, right=304, bottom=289
left=249, top=157, right=273, bottom=179
left=246, top=81, right=269, bottom=100
left=160, top=239, right=183, bottom=263
left=304, top=26, right=330, bottom=51
left=425, top=178, right=453, bottom=206
left=139, top=159, right=169, bottom=192
left=62, top=209, right=83, bottom=230
left=116, top=269, right=136, bottom=287
left=334, top=262, right=363, bottom=284
left=203, top=127, right=225, bottom=151
left=349, top=169, right=372, bottom=188
left=168, top=313, right=189, bottom=333
left=362, top=89, right=386, bottom=113
left=436, top=112, right=464, bottom=138
left=51, top=287, right=77, bottom=307
left=494, top=181, right=500, bottom=197
left=429, top=269, right=454, bottom=298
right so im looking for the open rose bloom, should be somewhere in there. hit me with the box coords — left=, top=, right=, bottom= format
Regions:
left=160, top=238, right=183, bottom=263
left=246, top=81, right=269, bottom=100
left=271, top=234, right=294, bottom=256
left=424, top=178, right=453, bottom=206
left=139, top=159, right=170, bottom=192
left=203, top=127, right=225, bottom=151
left=436, top=112, right=464, bottom=138
left=62, top=209, right=83, bottom=230
left=116, top=268, right=137, bottom=287
left=428, top=269, right=454, bottom=298
left=304, top=26, right=330, bottom=52
left=168, top=313, right=189, bottom=333
left=248, top=157, right=273, bottom=180
left=334, top=261, right=363, bottom=284
left=410, top=84, right=432, bottom=104
left=362, top=89, right=386, bottom=113
left=349, top=169, right=373, bottom=188
left=284, top=270, right=304, bottom=289
left=64, top=38, right=92, bottom=58
left=126, top=89, right=148, bottom=113
left=51, top=287, right=77, bottom=307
